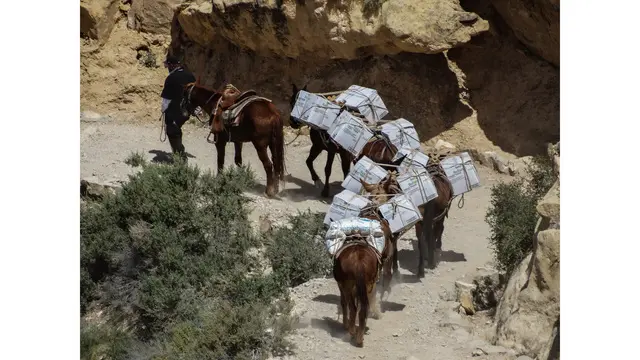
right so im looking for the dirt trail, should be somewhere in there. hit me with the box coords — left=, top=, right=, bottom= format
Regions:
left=81, top=119, right=516, bottom=360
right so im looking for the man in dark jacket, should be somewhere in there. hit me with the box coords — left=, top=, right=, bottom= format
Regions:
left=160, top=54, right=196, bottom=158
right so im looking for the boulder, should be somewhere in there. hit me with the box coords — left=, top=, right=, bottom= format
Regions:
left=80, top=177, right=120, bottom=200
left=455, top=280, right=476, bottom=315
left=489, top=0, right=559, bottom=66
left=130, top=0, right=185, bottom=35
left=175, top=0, right=489, bottom=59
left=536, top=179, right=560, bottom=225
left=492, top=228, right=560, bottom=357
left=80, top=0, right=121, bottom=43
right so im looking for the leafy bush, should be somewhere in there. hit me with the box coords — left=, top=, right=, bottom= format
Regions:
left=485, top=155, right=557, bottom=275
left=265, top=210, right=332, bottom=287
left=81, top=160, right=298, bottom=360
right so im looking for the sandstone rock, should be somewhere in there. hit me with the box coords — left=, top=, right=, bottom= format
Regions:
left=455, top=281, right=476, bottom=315
left=490, top=0, right=559, bottom=66
left=516, top=356, right=534, bottom=360
left=176, top=0, right=489, bottom=60
left=80, top=177, right=120, bottom=200
left=434, top=139, right=456, bottom=152
left=80, top=0, right=121, bottom=43
left=476, top=151, right=496, bottom=167
left=130, top=0, right=184, bottom=35
left=490, top=154, right=510, bottom=174
left=492, top=227, right=560, bottom=358
left=536, top=179, right=560, bottom=224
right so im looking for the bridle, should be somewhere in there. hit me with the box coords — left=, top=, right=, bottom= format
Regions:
left=181, top=83, right=219, bottom=126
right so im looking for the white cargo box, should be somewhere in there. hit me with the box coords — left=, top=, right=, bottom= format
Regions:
left=378, top=194, right=423, bottom=234
left=398, top=148, right=430, bottom=170
left=397, top=167, right=439, bottom=207
left=290, top=90, right=325, bottom=124
left=325, top=217, right=385, bottom=255
left=341, top=156, right=388, bottom=194
left=440, top=152, right=481, bottom=196
left=327, top=111, right=374, bottom=157
left=335, top=85, right=389, bottom=124
left=380, top=119, right=421, bottom=158
left=306, top=99, right=342, bottom=131
left=323, top=189, right=373, bottom=225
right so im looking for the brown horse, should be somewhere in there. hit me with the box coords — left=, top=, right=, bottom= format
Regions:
left=357, top=143, right=454, bottom=277
left=182, top=82, right=286, bottom=198
left=180, top=78, right=245, bottom=168
left=289, top=84, right=354, bottom=198
left=332, top=175, right=395, bottom=347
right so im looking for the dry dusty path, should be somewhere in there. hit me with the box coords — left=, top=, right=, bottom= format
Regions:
left=81, top=119, right=518, bottom=360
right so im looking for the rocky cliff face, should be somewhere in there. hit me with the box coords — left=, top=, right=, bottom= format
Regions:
left=80, top=0, right=559, bottom=157
left=491, top=142, right=560, bottom=359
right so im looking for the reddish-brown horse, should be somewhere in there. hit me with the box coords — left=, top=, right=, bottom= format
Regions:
left=332, top=176, right=395, bottom=348
left=357, top=143, right=454, bottom=277
left=181, top=81, right=285, bottom=197
left=289, top=84, right=354, bottom=198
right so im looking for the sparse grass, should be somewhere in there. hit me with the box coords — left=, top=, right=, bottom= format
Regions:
left=485, top=155, right=558, bottom=275
left=124, top=151, right=146, bottom=167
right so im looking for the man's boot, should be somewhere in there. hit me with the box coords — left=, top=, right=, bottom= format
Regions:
left=168, top=135, right=187, bottom=162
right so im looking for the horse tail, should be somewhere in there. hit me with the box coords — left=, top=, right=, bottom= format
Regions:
left=270, top=103, right=286, bottom=183
left=355, top=259, right=369, bottom=323
left=423, top=199, right=437, bottom=270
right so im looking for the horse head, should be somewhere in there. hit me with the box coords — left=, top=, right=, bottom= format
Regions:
left=289, top=83, right=308, bottom=129
left=360, top=171, right=400, bottom=205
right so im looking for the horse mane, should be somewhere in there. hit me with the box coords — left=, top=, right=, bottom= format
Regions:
left=185, top=82, right=220, bottom=95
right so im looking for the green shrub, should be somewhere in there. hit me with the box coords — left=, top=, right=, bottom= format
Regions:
left=485, top=155, right=557, bottom=275
left=265, top=210, right=332, bottom=287
left=81, top=160, right=297, bottom=360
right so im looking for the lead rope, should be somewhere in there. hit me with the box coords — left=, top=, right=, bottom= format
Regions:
left=159, top=113, right=166, bottom=142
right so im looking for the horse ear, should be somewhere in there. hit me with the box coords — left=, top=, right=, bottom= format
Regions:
left=383, top=172, right=395, bottom=192
left=302, top=83, right=308, bottom=91
left=360, top=178, right=375, bottom=193
left=292, top=83, right=299, bottom=94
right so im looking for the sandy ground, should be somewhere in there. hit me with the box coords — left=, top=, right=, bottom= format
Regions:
left=81, top=118, right=519, bottom=360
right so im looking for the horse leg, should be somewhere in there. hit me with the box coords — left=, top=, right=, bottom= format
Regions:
left=321, top=150, right=336, bottom=198
left=306, top=143, right=323, bottom=188
left=215, top=139, right=227, bottom=174
left=434, top=218, right=445, bottom=265
left=418, top=203, right=436, bottom=277
left=338, top=283, right=348, bottom=329
left=369, top=280, right=381, bottom=320
left=254, top=141, right=276, bottom=198
left=234, top=142, right=243, bottom=167
left=340, top=150, right=352, bottom=180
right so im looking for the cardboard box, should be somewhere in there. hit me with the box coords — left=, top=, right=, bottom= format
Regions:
left=291, top=90, right=325, bottom=123
left=327, top=111, right=375, bottom=157
left=398, top=148, right=430, bottom=170
left=324, top=190, right=373, bottom=225
left=335, top=85, right=389, bottom=124
left=440, top=152, right=481, bottom=196
left=397, top=167, right=439, bottom=207
left=380, top=119, right=421, bottom=159
left=341, top=155, right=389, bottom=193
left=306, top=99, right=343, bottom=130
left=378, top=194, right=422, bottom=234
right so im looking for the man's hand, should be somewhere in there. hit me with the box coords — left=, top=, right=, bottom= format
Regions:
left=161, top=98, right=171, bottom=113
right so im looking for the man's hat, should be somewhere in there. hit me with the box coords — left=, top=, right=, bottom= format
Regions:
left=165, top=54, right=181, bottom=65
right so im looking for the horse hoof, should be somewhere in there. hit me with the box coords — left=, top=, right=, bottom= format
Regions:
left=313, top=179, right=323, bottom=188
left=417, top=271, right=425, bottom=279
